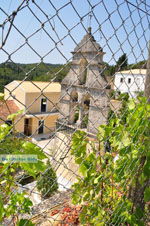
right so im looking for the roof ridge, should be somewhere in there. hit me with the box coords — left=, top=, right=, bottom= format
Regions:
left=118, top=68, right=146, bottom=74
left=14, top=80, right=60, bottom=84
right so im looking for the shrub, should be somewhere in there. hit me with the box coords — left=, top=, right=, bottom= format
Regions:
left=109, top=90, right=117, bottom=99
left=37, top=160, right=58, bottom=198
left=135, top=91, right=144, bottom=98
left=71, top=97, right=150, bottom=225
left=117, top=92, right=129, bottom=101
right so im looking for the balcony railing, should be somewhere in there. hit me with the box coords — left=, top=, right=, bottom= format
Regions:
left=25, top=110, right=59, bottom=118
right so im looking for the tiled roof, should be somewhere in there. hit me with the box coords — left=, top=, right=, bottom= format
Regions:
left=0, top=100, right=19, bottom=122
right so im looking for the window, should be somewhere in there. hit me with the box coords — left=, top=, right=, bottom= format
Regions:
left=72, top=96, right=78, bottom=102
left=24, top=118, right=32, bottom=136
left=128, top=78, right=131, bottom=84
left=5, top=120, right=12, bottom=126
left=120, top=78, right=123, bottom=83
left=84, top=99, right=90, bottom=107
left=5, top=120, right=12, bottom=134
left=41, top=98, right=47, bottom=112
left=38, top=120, right=44, bottom=134
left=136, top=78, right=140, bottom=85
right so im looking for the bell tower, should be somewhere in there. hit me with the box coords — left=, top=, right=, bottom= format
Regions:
left=59, top=28, right=110, bottom=134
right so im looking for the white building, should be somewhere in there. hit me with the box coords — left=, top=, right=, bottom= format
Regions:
left=114, top=69, right=146, bottom=98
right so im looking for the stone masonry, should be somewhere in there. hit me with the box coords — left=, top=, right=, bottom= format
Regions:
left=59, top=27, right=110, bottom=134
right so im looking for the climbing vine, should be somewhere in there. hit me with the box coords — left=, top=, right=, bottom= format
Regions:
left=71, top=97, right=150, bottom=225
left=0, top=122, right=48, bottom=224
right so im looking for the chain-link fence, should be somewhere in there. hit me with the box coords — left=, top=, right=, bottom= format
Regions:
left=0, top=0, right=150, bottom=225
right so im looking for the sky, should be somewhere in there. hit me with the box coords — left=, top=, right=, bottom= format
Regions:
left=0, top=0, right=150, bottom=65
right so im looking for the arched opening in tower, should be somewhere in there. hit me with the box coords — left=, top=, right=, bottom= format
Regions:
left=81, top=95, right=90, bottom=128
left=69, top=91, right=79, bottom=124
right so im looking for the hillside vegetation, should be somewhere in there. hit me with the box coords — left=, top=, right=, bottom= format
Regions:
left=0, top=62, right=69, bottom=92
left=0, top=57, right=146, bottom=92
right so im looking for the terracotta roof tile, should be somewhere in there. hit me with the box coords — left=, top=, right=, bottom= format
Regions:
left=0, top=100, right=19, bottom=123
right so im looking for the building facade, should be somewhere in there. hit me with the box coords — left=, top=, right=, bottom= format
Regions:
left=4, top=80, right=61, bottom=136
left=114, top=69, right=146, bottom=98
left=59, top=27, right=110, bottom=134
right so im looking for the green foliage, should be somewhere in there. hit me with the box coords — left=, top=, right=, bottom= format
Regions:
left=144, top=187, right=150, bottom=202
left=117, top=92, right=129, bottom=101
left=103, top=59, right=146, bottom=78
left=118, top=92, right=130, bottom=124
left=0, top=62, right=69, bottom=92
left=7, top=110, right=23, bottom=121
left=0, top=93, right=4, bottom=101
left=135, top=91, right=144, bottom=98
left=17, top=219, right=35, bottom=226
left=109, top=90, right=118, bottom=99
left=103, top=63, right=116, bottom=77
left=0, top=123, right=48, bottom=224
left=37, top=160, right=58, bottom=198
left=82, top=114, right=88, bottom=128
left=74, top=107, right=79, bottom=123
left=109, top=90, right=129, bottom=100
left=0, top=124, right=11, bottom=140
left=108, top=92, right=129, bottom=124
left=71, top=97, right=150, bottom=225
left=116, top=53, right=128, bottom=71
left=127, top=60, right=146, bottom=70
left=5, top=192, right=33, bottom=217
left=0, top=60, right=146, bottom=93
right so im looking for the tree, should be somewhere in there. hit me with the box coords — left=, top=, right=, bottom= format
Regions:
left=37, top=160, right=58, bottom=198
left=116, top=53, right=128, bottom=71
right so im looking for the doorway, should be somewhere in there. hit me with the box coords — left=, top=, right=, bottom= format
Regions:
left=24, top=118, right=32, bottom=136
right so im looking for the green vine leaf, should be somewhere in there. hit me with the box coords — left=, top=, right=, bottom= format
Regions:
left=0, top=118, right=48, bottom=222
left=71, top=97, right=150, bottom=225
left=128, top=99, right=136, bottom=110
left=144, top=187, right=150, bottom=202
left=79, top=163, right=88, bottom=177
left=16, top=219, right=35, bottom=226
left=0, top=195, right=4, bottom=221
left=94, top=175, right=103, bottom=184
left=7, top=110, right=23, bottom=121
left=0, top=93, right=4, bottom=101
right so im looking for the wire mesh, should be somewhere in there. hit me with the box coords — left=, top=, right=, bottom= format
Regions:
left=0, top=0, right=150, bottom=225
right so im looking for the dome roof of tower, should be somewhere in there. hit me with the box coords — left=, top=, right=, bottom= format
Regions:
left=73, top=27, right=103, bottom=53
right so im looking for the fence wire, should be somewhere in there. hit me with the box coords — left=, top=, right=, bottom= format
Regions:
left=0, top=0, right=150, bottom=225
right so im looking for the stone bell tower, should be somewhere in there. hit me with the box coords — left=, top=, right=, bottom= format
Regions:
left=59, top=27, right=110, bottom=134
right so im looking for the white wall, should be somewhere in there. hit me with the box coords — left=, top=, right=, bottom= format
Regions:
left=114, top=73, right=146, bottom=97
